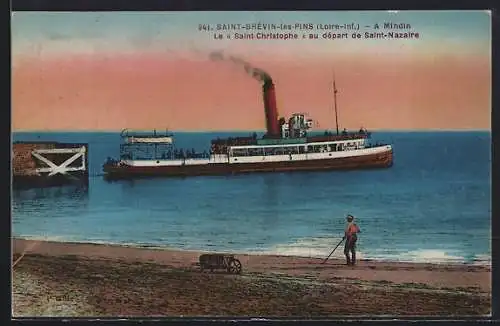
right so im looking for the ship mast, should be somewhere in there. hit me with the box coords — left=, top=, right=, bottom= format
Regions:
left=333, top=72, right=340, bottom=136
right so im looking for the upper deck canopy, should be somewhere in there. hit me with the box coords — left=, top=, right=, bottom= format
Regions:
left=307, top=131, right=371, bottom=142
left=120, top=128, right=174, bottom=144
left=125, top=136, right=173, bottom=144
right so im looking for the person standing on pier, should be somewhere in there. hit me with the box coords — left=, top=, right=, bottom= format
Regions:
left=343, top=214, right=360, bottom=265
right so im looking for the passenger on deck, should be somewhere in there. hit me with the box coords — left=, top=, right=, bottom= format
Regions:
left=342, top=128, right=348, bottom=136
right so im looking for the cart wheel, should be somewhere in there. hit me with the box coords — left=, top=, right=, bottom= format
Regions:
left=228, top=258, right=242, bottom=274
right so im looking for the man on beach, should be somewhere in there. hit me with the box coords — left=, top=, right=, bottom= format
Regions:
left=343, top=214, right=360, bottom=266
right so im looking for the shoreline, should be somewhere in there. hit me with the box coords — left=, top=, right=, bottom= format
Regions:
left=13, top=238, right=491, bottom=290
left=12, top=236, right=491, bottom=267
left=12, top=238, right=491, bottom=317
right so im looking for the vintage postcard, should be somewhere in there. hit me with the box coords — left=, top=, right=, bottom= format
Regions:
left=11, top=10, right=491, bottom=317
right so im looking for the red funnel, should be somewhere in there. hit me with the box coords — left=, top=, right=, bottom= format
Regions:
left=263, top=80, right=280, bottom=138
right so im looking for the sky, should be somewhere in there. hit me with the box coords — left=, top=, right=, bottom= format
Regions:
left=11, top=10, right=491, bottom=131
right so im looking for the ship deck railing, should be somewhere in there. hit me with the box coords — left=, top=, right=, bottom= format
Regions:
left=120, top=154, right=211, bottom=161
left=210, top=132, right=371, bottom=147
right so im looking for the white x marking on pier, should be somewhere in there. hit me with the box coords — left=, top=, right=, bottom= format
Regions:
left=31, top=147, right=86, bottom=176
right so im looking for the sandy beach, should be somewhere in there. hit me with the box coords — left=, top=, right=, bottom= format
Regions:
left=12, top=238, right=491, bottom=317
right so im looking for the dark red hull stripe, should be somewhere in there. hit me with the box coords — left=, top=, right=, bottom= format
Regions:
left=103, top=151, right=393, bottom=179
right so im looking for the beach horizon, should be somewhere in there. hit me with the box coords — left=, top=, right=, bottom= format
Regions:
left=11, top=236, right=492, bottom=266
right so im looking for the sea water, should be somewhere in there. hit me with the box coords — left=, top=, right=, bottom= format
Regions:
left=12, top=131, right=491, bottom=265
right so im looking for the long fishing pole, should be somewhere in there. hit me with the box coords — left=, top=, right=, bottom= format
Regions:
left=321, top=237, right=344, bottom=264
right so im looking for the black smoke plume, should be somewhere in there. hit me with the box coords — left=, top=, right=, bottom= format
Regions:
left=209, top=51, right=272, bottom=83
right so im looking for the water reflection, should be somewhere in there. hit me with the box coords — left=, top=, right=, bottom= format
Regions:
left=12, top=184, right=89, bottom=214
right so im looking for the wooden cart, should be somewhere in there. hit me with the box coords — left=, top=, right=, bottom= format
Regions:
left=199, top=254, right=242, bottom=274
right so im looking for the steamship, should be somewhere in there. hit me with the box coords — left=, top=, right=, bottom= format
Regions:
left=103, top=78, right=393, bottom=179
